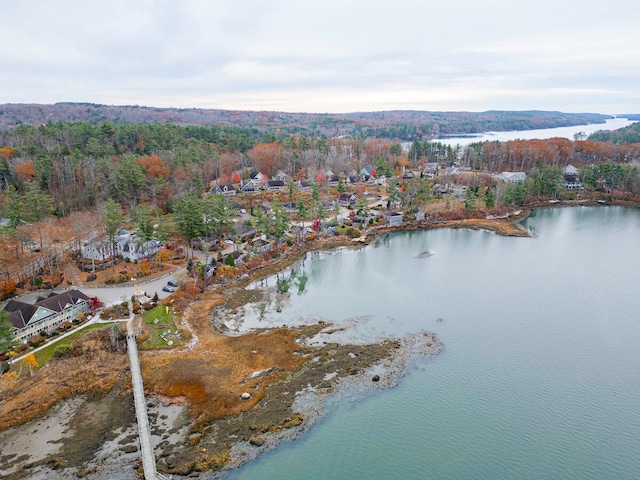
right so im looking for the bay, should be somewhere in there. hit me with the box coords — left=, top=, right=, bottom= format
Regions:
left=226, top=206, right=640, bottom=480
left=434, top=117, right=635, bottom=146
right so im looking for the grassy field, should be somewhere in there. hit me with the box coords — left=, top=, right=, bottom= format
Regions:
left=32, top=323, right=113, bottom=367
left=141, top=305, right=182, bottom=349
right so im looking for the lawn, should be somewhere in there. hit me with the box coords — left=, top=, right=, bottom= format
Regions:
left=33, top=322, right=112, bottom=367
left=140, top=305, right=183, bottom=349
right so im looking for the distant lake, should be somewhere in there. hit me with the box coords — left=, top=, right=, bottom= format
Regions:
left=434, top=117, right=635, bottom=146
left=227, top=206, right=640, bottom=480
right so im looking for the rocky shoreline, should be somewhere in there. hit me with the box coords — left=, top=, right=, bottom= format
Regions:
left=0, top=325, right=442, bottom=480
left=3, top=205, right=599, bottom=479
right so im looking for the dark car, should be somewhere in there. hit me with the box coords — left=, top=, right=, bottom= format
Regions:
left=162, top=285, right=175, bottom=293
left=167, top=280, right=178, bottom=287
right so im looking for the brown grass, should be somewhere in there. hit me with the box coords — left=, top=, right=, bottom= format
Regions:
left=0, top=329, right=128, bottom=430
left=141, top=291, right=309, bottom=430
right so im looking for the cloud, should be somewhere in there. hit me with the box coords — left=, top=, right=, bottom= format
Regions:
left=1, top=0, right=638, bottom=113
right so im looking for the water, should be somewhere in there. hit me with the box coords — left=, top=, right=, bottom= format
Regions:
left=226, top=206, right=640, bottom=480
left=434, top=117, right=635, bottom=146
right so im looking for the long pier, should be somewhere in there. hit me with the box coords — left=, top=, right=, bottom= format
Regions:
left=126, top=320, right=167, bottom=480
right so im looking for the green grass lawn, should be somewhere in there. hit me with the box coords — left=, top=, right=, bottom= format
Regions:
left=33, top=322, right=111, bottom=367
left=140, top=305, right=182, bottom=349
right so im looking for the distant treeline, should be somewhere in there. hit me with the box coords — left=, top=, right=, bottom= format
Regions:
left=0, top=103, right=612, bottom=140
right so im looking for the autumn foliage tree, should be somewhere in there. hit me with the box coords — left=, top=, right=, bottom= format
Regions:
left=248, top=142, right=281, bottom=176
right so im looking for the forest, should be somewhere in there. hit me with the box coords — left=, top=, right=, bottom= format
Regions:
left=0, top=113, right=638, bottom=303
left=0, top=103, right=612, bottom=139
left=1, top=119, right=640, bottom=218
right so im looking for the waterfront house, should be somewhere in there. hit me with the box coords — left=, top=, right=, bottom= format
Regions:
left=383, top=212, right=404, bottom=225
left=250, top=238, right=272, bottom=254
left=4, top=289, right=91, bottom=343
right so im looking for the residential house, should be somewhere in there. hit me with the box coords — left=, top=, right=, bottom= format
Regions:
left=402, top=170, right=415, bottom=180
left=234, top=224, right=257, bottom=242
left=250, top=237, right=272, bottom=254
left=249, top=171, right=267, bottom=183
left=451, top=184, right=468, bottom=197
left=363, top=174, right=377, bottom=185
left=282, top=201, right=297, bottom=213
left=226, top=250, right=245, bottom=266
left=82, top=239, right=113, bottom=262
left=321, top=199, right=337, bottom=210
left=338, top=192, right=357, bottom=207
left=266, top=180, right=286, bottom=192
left=423, top=163, right=439, bottom=179
left=499, top=172, right=527, bottom=184
left=383, top=212, right=404, bottom=225
left=327, top=175, right=340, bottom=187
left=297, top=180, right=312, bottom=192
left=4, top=289, right=91, bottom=343
left=240, top=178, right=262, bottom=193
left=115, top=230, right=162, bottom=262
left=273, top=170, right=290, bottom=183
left=564, top=164, right=583, bottom=190
left=211, top=183, right=236, bottom=197
left=346, top=174, right=361, bottom=186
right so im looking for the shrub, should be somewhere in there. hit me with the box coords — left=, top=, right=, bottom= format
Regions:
left=346, top=227, right=362, bottom=239
left=28, top=334, right=43, bottom=347
left=86, top=273, right=97, bottom=282
left=53, top=344, right=73, bottom=359
left=225, top=254, right=235, bottom=266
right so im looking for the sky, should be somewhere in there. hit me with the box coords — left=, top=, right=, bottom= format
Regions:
left=2, top=0, right=639, bottom=114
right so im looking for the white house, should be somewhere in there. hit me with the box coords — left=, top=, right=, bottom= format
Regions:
left=273, top=170, right=290, bottom=182
left=82, top=239, right=114, bottom=262
left=499, top=172, right=527, bottom=184
left=383, top=212, right=404, bottom=225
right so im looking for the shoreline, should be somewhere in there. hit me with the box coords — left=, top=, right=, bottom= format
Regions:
left=1, top=201, right=636, bottom=479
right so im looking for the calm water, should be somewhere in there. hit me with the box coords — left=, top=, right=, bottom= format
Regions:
left=226, top=207, right=640, bottom=480
left=435, top=117, right=635, bottom=146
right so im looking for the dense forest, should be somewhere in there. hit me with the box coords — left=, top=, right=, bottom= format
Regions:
left=588, top=121, right=640, bottom=143
left=0, top=103, right=612, bottom=140
left=0, top=117, right=639, bottom=221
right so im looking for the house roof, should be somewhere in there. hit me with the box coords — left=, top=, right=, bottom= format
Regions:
left=212, top=183, right=235, bottom=193
left=499, top=172, right=527, bottom=182
left=266, top=180, right=285, bottom=187
left=564, top=164, right=578, bottom=175
left=4, top=290, right=90, bottom=330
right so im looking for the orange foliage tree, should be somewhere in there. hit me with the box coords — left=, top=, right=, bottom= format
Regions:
left=11, top=161, right=36, bottom=183
left=248, top=142, right=281, bottom=176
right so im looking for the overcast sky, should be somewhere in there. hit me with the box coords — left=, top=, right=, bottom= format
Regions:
left=2, top=0, right=638, bottom=114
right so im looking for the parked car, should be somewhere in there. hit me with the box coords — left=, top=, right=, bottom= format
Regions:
left=167, top=280, right=178, bottom=287
left=162, top=285, right=175, bottom=293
